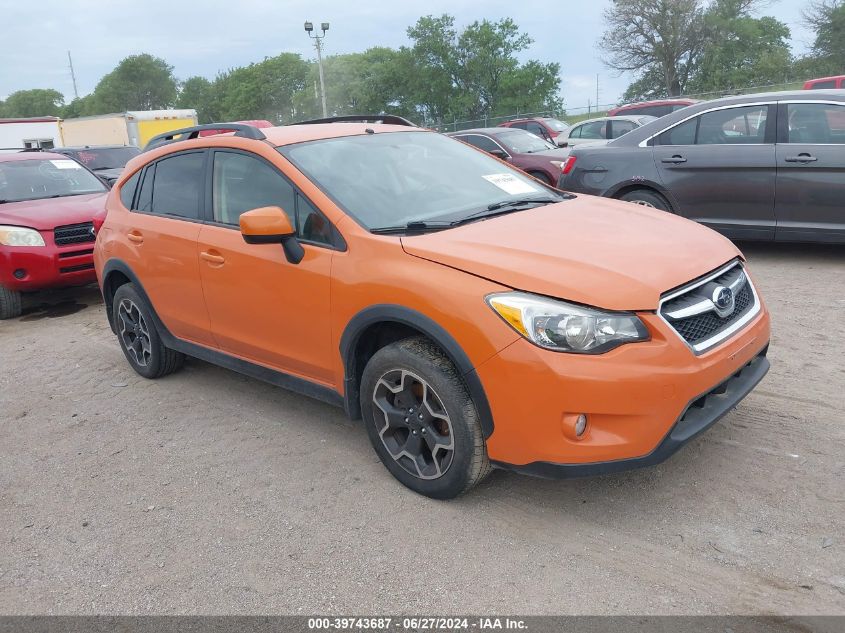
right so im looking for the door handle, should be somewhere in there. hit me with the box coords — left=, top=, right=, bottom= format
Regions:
left=784, top=154, right=817, bottom=163
left=200, top=251, right=225, bottom=265
left=127, top=231, right=144, bottom=244
left=661, top=155, right=687, bottom=164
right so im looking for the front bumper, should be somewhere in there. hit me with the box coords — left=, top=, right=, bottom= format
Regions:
left=0, top=240, right=96, bottom=292
left=492, top=348, right=769, bottom=478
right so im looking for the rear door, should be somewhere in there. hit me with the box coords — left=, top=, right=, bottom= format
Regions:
left=196, top=149, right=337, bottom=383
left=122, top=150, right=215, bottom=346
left=774, top=100, right=845, bottom=242
left=653, top=103, right=777, bottom=240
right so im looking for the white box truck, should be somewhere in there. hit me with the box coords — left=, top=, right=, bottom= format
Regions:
left=0, top=117, right=64, bottom=151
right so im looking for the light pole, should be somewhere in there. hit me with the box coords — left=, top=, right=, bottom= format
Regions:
left=304, top=21, right=329, bottom=117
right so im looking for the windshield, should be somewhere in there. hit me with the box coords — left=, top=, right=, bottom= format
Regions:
left=280, top=131, right=564, bottom=230
left=494, top=130, right=555, bottom=154
left=0, top=158, right=107, bottom=203
left=61, top=147, right=140, bottom=171
left=543, top=118, right=569, bottom=132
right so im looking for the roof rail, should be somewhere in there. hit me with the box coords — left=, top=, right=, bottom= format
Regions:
left=291, top=114, right=417, bottom=127
left=145, top=123, right=267, bottom=150
left=0, top=147, right=45, bottom=152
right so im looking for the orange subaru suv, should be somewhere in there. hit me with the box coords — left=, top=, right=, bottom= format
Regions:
left=94, top=117, right=771, bottom=499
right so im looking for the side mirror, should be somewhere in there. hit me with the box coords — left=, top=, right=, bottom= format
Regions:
left=239, top=206, right=304, bottom=264
left=490, top=149, right=509, bottom=160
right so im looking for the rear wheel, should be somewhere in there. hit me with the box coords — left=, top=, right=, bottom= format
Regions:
left=360, top=337, right=491, bottom=499
left=112, top=284, right=184, bottom=379
left=0, top=287, right=22, bottom=320
left=619, top=189, right=671, bottom=211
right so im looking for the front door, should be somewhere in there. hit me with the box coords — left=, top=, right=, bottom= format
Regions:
left=653, top=104, right=777, bottom=240
left=775, top=101, right=845, bottom=242
left=196, top=149, right=337, bottom=384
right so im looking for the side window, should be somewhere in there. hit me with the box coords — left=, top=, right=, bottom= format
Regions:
left=569, top=125, right=582, bottom=139
left=526, top=122, right=545, bottom=136
left=787, top=103, right=845, bottom=144
left=462, top=135, right=504, bottom=154
left=610, top=120, right=637, bottom=138
left=509, top=121, right=528, bottom=130
left=135, top=164, right=155, bottom=213
left=579, top=121, right=607, bottom=139
left=697, top=106, right=768, bottom=145
left=297, top=195, right=333, bottom=246
left=809, top=80, right=836, bottom=90
left=150, top=152, right=205, bottom=219
left=658, top=117, right=698, bottom=146
left=119, top=171, right=141, bottom=209
left=212, top=151, right=296, bottom=225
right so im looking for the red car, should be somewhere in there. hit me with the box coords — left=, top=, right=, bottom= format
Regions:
left=447, top=127, right=571, bottom=185
left=608, top=99, right=698, bottom=118
left=804, top=75, right=845, bottom=90
left=0, top=152, right=108, bottom=318
left=497, top=116, right=570, bottom=146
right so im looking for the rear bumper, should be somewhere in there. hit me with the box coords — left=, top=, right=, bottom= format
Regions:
left=492, top=348, right=769, bottom=478
left=0, top=243, right=96, bottom=292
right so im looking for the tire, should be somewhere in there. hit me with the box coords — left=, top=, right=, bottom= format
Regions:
left=112, top=283, right=184, bottom=379
left=528, top=170, right=553, bottom=185
left=360, top=336, right=491, bottom=499
left=619, top=189, right=671, bottom=211
left=0, top=286, right=22, bottom=320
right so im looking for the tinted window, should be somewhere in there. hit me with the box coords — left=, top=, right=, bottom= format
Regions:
left=787, top=103, right=845, bottom=144
left=637, top=105, right=673, bottom=117
left=509, top=122, right=528, bottom=130
left=809, top=80, right=836, bottom=90
left=212, top=151, right=296, bottom=225
left=63, top=147, right=141, bottom=171
left=578, top=121, right=607, bottom=139
left=119, top=171, right=141, bottom=209
left=457, top=134, right=503, bottom=154
left=610, top=120, right=637, bottom=138
left=297, top=195, right=333, bottom=245
left=697, top=106, right=768, bottom=144
left=135, top=165, right=154, bottom=212
left=525, top=122, right=547, bottom=137
left=658, top=118, right=697, bottom=145
left=151, top=153, right=204, bottom=219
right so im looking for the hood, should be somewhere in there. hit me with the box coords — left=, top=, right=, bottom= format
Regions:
left=0, top=192, right=108, bottom=231
left=400, top=196, right=740, bottom=311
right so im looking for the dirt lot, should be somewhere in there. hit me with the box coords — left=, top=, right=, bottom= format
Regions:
left=0, top=242, right=843, bottom=615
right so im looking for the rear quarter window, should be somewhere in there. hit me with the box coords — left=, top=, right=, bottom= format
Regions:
left=119, top=171, right=141, bottom=209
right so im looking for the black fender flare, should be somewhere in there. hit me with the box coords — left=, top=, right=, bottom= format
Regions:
left=101, top=259, right=168, bottom=335
left=339, top=304, right=495, bottom=438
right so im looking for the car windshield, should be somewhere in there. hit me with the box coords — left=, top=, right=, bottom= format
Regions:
left=543, top=118, right=569, bottom=131
left=280, top=131, right=565, bottom=230
left=494, top=129, right=555, bottom=153
left=61, top=147, right=140, bottom=171
left=0, top=158, right=107, bottom=203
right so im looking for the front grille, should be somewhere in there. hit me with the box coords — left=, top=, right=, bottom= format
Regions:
left=54, top=222, right=95, bottom=246
left=59, top=263, right=95, bottom=274
left=660, top=262, right=759, bottom=353
left=58, top=248, right=94, bottom=259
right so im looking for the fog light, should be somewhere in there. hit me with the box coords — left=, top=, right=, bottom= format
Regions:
left=13, top=269, right=26, bottom=279
left=574, top=414, right=588, bottom=437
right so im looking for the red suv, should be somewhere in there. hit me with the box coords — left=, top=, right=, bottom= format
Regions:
left=0, top=152, right=108, bottom=318
left=497, top=117, right=570, bottom=146
left=608, top=99, right=699, bottom=118
left=804, top=75, right=845, bottom=90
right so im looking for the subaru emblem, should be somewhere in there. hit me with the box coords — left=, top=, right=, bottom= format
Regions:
left=711, top=286, right=734, bottom=317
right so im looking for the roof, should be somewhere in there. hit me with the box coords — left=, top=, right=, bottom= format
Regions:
left=258, top=122, right=427, bottom=147
left=0, top=117, right=61, bottom=124
left=0, top=151, right=67, bottom=163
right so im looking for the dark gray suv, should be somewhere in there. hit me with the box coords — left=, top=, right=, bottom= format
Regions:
left=559, top=90, right=845, bottom=243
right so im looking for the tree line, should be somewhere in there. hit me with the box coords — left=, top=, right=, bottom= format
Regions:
left=0, top=15, right=561, bottom=125
left=603, top=0, right=844, bottom=102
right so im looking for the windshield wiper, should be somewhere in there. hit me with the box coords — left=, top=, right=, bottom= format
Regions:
left=370, top=220, right=452, bottom=235
left=450, top=196, right=558, bottom=226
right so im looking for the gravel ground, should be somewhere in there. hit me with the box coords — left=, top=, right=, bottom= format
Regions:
left=0, top=242, right=843, bottom=615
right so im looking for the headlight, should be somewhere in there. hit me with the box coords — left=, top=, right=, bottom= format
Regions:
left=487, top=291, right=649, bottom=354
left=0, top=226, right=45, bottom=247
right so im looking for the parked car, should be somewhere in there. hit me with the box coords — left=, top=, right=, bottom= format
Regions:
left=53, top=145, right=141, bottom=185
left=94, top=118, right=770, bottom=499
left=608, top=99, right=699, bottom=118
left=557, top=115, right=657, bottom=147
left=497, top=116, right=570, bottom=146
left=559, top=90, right=845, bottom=243
left=447, top=127, right=571, bottom=184
left=0, top=152, right=108, bottom=318
left=804, top=75, right=845, bottom=90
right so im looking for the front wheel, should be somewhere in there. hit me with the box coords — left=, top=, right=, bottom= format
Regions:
left=0, top=287, right=22, bottom=320
left=360, top=337, right=491, bottom=499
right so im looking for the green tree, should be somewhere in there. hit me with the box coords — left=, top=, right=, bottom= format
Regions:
left=88, top=54, right=178, bottom=112
left=804, top=0, right=845, bottom=73
left=177, top=76, right=218, bottom=123
left=61, top=96, right=93, bottom=118
left=0, top=89, right=64, bottom=117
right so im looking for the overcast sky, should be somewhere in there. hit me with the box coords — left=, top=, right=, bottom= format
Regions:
left=0, top=0, right=816, bottom=113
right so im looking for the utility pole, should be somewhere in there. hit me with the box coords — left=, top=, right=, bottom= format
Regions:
left=596, top=74, right=600, bottom=112
left=304, top=21, right=329, bottom=117
left=67, top=50, right=79, bottom=100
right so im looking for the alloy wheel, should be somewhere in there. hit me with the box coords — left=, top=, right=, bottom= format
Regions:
left=372, top=369, right=455, bottom=480
left=117, top=299, right=152, bottom=367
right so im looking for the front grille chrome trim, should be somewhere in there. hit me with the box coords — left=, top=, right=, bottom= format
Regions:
left=658, top=260, right=761, bottom=355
